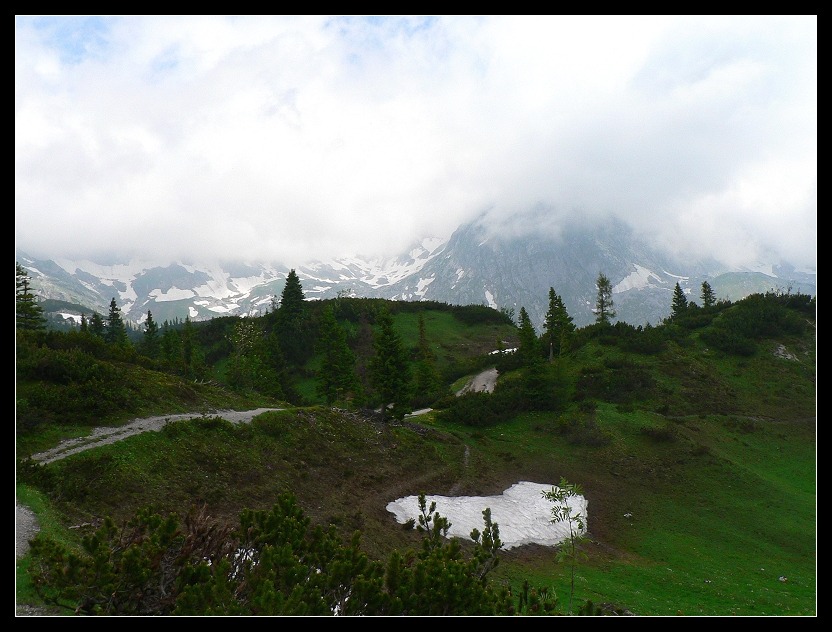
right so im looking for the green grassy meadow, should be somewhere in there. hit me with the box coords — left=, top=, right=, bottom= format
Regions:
left=16, top=298, right=816, bottom=615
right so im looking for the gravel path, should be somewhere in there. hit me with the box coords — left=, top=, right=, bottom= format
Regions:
left=456, top=367, right=499, bottom=395
left=29, top=408, right=283, bottom=465
left=16, top=408, right=282, bottom=584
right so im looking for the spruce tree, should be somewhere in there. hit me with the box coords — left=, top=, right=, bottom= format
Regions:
left=517, top=306, right=540, bottom=366
left=316, top=305, right=360, bottom=405
left=89, top=312, right=105, bottom=337
left=542, top=287, right=575, bottom=360
left=181, top=316, right=202, bottom=378
left=142, top=310, right=160, bottom=358
left=413, top=313, right=442, bottom=407
left=594, top=272, right=616, bottom=325
left=369, top=306, right=412, bottom=420
left=105, top=298, right=129, bottom=346
left=15, top=262, right=46, bottom=332
left=80, top=313, right=89, bottom=333
left=671, top=282, right=689, bottom=319
left=701, top=281, right=716, bottom=308
left=160, top=321, right=182, bottom=365
left=275, top=269, right=311, bottom=367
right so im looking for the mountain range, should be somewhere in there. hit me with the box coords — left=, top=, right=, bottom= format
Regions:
left=16, top=215, right=816, bottom=332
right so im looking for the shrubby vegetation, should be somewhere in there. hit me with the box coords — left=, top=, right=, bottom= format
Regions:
left=28, top=493, right=540, bottom=616
left=15, top=262, right=817, bottom=615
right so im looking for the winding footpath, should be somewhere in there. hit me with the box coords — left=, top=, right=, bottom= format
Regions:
left=16, top=409, right=282, bottom=558
left=16, top=370, right=501, bottom=614
left=29, top=408, right=283, bottom=465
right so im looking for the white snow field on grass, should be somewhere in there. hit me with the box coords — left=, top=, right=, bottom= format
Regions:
left=386, top=481, right=587, bottom=550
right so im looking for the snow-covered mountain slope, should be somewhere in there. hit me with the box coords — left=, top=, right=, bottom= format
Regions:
left=17, top=220, right=815, bottom=331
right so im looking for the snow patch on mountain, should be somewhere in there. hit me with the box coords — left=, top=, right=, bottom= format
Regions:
left=414, top=276, right=435, bottom=297
left=484, top=289, right=497, bottom=309
left=52, top=258, right=143, bottom=279
left=194, top=300, right=237, bottom=315
left=741, top=262, right=777, bottom=277
left=309, top=237, right=445, bottom=289
left=613, top=264, right=665, bottom=293
left=149, top=287, right=195, bottom=302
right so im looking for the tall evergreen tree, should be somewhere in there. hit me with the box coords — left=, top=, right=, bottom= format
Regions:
left=517, top=306, right=540, bottom=366
left=15, top=262, right=46, bottom=332
left=413, top=313, right=442, bottom=407
left=142, top=310, right=160, bottom=358
left=226, top=318, right=288, bottom=400
left=671, top=282, right=689, bottom=319
left=275, top=269, right=311, bottom=367
left=316, top=305, right=360, bottom=405
left=369, top=307, right=412, bottom=420
left=105, top=298, right=129, bottom=346
left=353, top=312, right=377, bottom=403
left=701, top=281, right=716, bottom=308
left=181, top=316, right=201, bottom=378
left=79, top=313, right=89, bottom=333
left=160, top=320, right=182, bottom=366
left=542, top=287, right=575, bottom=360
left=594, top=273, right=616, bottom=325
left=89, top=312, right=105, bottom=337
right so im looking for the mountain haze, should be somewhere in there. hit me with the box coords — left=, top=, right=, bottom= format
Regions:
left=17, top=216, right=816, bottom=332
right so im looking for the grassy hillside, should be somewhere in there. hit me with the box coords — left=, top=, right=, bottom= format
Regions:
left=15, top=294, right=816, bottom=615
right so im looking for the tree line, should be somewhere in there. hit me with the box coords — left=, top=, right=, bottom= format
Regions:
left=16, top=262, right=816, bottom=424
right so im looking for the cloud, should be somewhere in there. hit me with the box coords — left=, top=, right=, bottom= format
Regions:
left=15, top=16, right=816, bottom=269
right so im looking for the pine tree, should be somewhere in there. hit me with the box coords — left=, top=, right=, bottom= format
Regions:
left=142, top=310, right=160, bottom=358
left=160, top=321, right=182, bottom=365
left=353, top=313, right=377, bottom=403
left=413, top=313, right=442, bottom=407
left=15, top=262, right=46, bottom=332
left=369, top=307, right=412, bottom=420
left=89, top=312, right=105, bottom=337
left=316, top=305, right=360, bottom=405
left=181, top=316, right=202, bottom=378
left=671, top=282, right=689, bottom=319
left=80, top=313, right=89, bottom=333
left=274, top=269, right=311, bottom=367
left=594, top=273, right=616, bottom=325
left=542, top=287, right=575, bottom=360
left=105, top=298, right=129, bottom=346
left=701, top=281, right=716, bottom=308
left=517, top=307, right=540, bottom=366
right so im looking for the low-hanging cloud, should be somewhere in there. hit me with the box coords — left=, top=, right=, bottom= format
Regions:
left=15, top=15, right=816, bottom=270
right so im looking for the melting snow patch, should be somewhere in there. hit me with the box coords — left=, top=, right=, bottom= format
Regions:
left=387, top=481, right=587, bottom=550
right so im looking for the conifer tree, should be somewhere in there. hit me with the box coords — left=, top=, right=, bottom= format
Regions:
left=105, top=298, right=129, bottom=346
left=671, top=282, right=689, bottom=319
left=316, top=305, right=360, bottom=405
left=142, top=310, right=160, bottom=358
left=701, top=281, right=716, bottom=308
left=160, top=320, right=182, bottom=365
left=542, top=287, right=575, bottom=360
left=413, top=313, right=442, bottom=407
left=15, top=262, right=46, bottom=332
left=80, top=313, right=89, bottom=333
left=275, top=269, right=311, bottom=367
left=594, top=272, right=616, bottom=325
left=181, top=316, right=198, bottom=378
left=369, top=306, right=412, bottom=420
left=89, top=312, right=105, bottom=337
left=517, top=306, right=540, bottom=366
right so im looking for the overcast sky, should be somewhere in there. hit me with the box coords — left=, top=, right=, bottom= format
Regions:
left=15, top=15, right=817, bottom=269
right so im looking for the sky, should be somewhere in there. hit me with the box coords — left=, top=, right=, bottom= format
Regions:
left=15, top=15, right=817, bottom=270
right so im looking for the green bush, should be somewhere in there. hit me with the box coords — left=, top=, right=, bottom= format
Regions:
left=28, top=493, right=534, bottom=616
left=437, top=391, right=505, bottom=427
